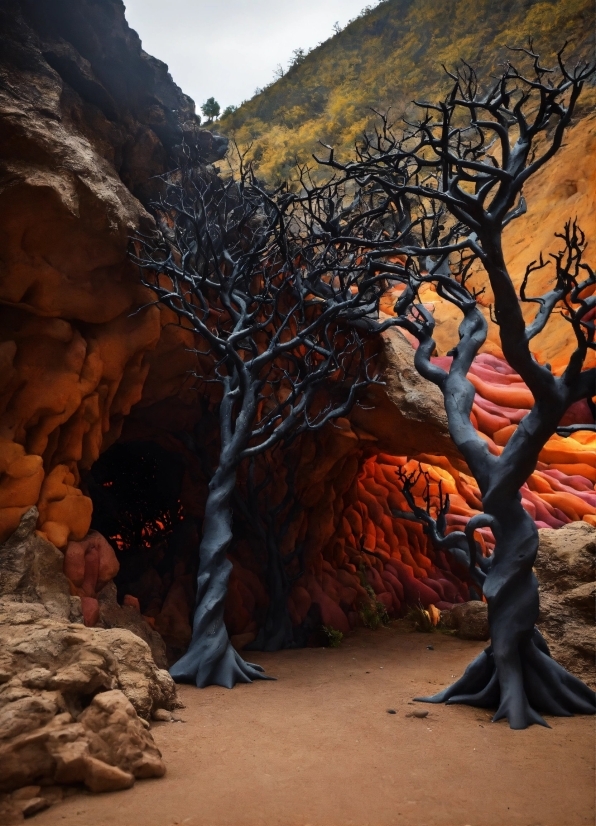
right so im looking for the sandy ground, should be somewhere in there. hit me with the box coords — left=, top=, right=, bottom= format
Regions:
left=37, top=627, right=595, bottom=826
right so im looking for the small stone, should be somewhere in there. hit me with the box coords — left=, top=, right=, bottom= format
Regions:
left=406, top=710, right=429, bottom=718
left=426, top=645, right=434, bottom=650
left=83, top=757, right=135, bottom=793
left=11, top=787, right=41, bottom=801
left=386, top=709, right=397, bottom=714
left=20, top=668, right=52, bottom=689
left=19, top=797, right=50, bottom=818
left=152, top=708, right=173, bottom=722
left=441, top=602, right=489, bottom=641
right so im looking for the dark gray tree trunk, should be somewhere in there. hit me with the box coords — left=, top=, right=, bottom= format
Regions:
left=169, top=456, right=270, bottom=687
left=170, top=382, right=271, bottom=687
left=419, top=495, right=595, bottom=728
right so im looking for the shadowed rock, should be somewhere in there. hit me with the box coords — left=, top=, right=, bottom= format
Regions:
left=535, top=522, right=595, bottom=688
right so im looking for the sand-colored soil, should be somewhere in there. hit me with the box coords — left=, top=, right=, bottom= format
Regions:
left=37, top=628, right=595, bottom=826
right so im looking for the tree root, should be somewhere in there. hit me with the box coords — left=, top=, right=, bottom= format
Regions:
left=170, top=640, right=275, bottom=689
left=415, top=630, right=596, bottom=729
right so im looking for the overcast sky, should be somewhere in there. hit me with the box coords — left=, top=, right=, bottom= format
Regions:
left=124, top=0, right=379, bottom=113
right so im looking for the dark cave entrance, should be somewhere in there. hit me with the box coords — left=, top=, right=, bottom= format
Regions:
left=84, top=438, right=325, bottom=661
left=86, top=441, right=199, bottom=663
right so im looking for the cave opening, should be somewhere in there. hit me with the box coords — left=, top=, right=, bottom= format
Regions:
left=82, top=435, right=484, bottom=667
left=86, top=440, right=199, bottom=663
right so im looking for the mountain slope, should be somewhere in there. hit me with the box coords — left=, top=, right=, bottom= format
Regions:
left=218, top=0, right=594, bottom=183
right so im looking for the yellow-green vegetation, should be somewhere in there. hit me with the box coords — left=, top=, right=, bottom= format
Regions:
left=217, top=0, right=594, bottom=183
left=322, top=626, right=344, bottom=647
left=358, top=566, right=391, bottom=630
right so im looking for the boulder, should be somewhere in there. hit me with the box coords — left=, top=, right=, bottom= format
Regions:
left=0, top=598, right=176, bottom=722
left=0, top=509, right=178, bottom=814
left=441, top=601, right=490, bottom=641
left=0, top=688, right=164, bottom=795
left=350, top=327, right=459, bottom=461
left=535, top=522, right=595, bottom=687
left=97, top=583, right=168, bottom=669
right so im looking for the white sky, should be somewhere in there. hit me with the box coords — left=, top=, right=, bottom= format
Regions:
left=123, top=0, right=380, bottom=113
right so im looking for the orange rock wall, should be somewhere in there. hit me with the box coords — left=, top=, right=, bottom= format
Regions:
left=223, top=346, right=595, bottom=644
left=0, top=0, right=214, bottom=547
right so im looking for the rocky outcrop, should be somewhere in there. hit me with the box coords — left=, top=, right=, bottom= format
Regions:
left=0, top=510, right=177, bottom=715
left=535, top=522, right=595, bottom=688
left=0, top=510, right=177, bottom=815
left=97, top=583, right=168, bottom=669
left=351, top=327, right=456, bottom=460
left=0, top=598, right=176, bottom=722
left=0, top=689, right=165, bottom=821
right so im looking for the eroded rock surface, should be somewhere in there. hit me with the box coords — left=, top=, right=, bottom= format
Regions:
left=0, top=512, right=177, bottom=817
left=535, top=522, right=595, bottom=688
left=97, top=583, right=168, bottom=669
left=351, top=327, right=457, bottom=460
left=0, top=0, right=226, bottom=547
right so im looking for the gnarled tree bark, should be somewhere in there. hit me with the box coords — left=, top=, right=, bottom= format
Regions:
left=319, top=46, right=596, bottom=727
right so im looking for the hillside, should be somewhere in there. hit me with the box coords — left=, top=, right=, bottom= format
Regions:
left=217, top=0, right=595, bottom=183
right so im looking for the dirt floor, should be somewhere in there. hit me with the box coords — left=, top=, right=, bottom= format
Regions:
left=37, top=627, right=595, bottom=826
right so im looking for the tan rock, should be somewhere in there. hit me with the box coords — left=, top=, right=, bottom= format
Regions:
left=15, top=797, right=49, bottom=818
left=350, top=327, right=458, bottom=461
left=81, top=690, right=165, bottom=779
left=9, top=787, right=40, bottom=801
left=0, top=668, right=168, bottom=795
left=97, top=583, right=168, bottom=669
left=0, top=518, right=175, bottom=801
left=441, top=601, right=490, bottom=641
left=0, top=602, right=176, bottom=719
left=82, top=757, right=135, bottom=794
left=536, top=522, right=596, bottom=687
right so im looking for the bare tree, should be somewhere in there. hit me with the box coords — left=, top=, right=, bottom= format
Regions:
left=391, top=464, right=489, bottom=595
left=318, top=46, right=596, bottom=728
left=133, top=168, right=386, bottom=687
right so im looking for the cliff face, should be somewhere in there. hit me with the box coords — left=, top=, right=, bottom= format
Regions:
left=0, top=0, right=227, bottom=546
left=421, top=115, right=596, bottom=375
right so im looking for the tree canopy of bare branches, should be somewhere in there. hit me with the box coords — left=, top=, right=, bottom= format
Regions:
left=314, top=44, right=596, bottom=728
left=132, top=166, right=394, bottom=687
